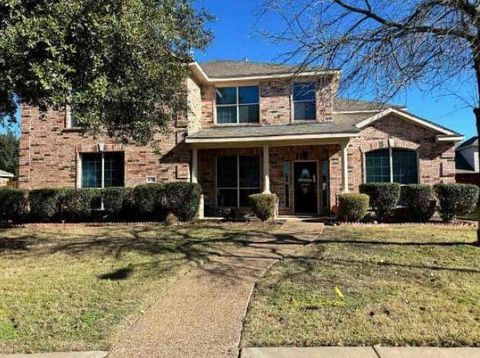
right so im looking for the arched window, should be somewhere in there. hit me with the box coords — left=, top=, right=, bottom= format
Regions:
left=365, top=148, right=418, bottom=184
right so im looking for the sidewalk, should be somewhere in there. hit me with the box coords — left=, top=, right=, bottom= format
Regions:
left=242, top=347, right=480, bottom=358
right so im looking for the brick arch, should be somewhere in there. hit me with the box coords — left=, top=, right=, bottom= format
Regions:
left=359, top=138, right=419, bottom=153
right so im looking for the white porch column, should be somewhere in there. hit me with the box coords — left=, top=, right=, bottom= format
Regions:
left=263, top=144, right=271, bottom=194
left=341, top=142, right=349, bottom=193
left=191, top=147, right=198, bottom=184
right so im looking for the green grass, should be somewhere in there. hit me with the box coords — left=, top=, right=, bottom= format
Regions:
left=458, top=206, right=479, bottom=221
left=242, top=225, right=480, bottom=347
left=0, top=222, right=273, bottom=353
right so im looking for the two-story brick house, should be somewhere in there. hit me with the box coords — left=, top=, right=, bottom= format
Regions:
left=19, top=60, right=463, bottom=216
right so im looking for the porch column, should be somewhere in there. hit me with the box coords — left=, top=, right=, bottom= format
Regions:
left=263, top=144, right=271, bottom=194
left=191, top=147, right=198, bottom=184
left=341, top=142, right=349, bottom=193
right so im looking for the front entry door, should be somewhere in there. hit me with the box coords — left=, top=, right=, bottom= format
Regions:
left=294, top=161, right=318, bottom=214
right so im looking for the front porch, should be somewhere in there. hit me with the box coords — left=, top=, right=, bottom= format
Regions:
left=189, top=141, right=352, bottom=217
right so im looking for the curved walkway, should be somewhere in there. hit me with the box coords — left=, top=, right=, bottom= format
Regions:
left=108, top=221, right=323, bottom=358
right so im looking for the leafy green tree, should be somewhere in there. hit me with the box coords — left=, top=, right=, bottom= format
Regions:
left=0, top=0, right=211, bottom=143
left=0, top=131, right=19, bottom=175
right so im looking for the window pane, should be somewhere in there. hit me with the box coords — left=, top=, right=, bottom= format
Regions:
left=217, top=156, right=237, bottom=188
left=294, top=101, right=316, bottom=120
left=240, top=189, right=259, bottom=207
left=104, top=152, right=125, bottom=187
left=239, top=156, right=260, bottom=187
left=239, top=104, right=259, bottom=123
left=293, top=83, right=315, bottom=101
left=217, top=106, right=237, bottom=124
left=393, top=149, right=418, bottom=184
left=82, top=153, right=102, bottom=188
left=366, top=149, right=390, bottom=183
left=239, top=86, right=259, bottom=104
left=216, top=87, right=237, bottom=105
left=217, top=189, right=238, bottom=207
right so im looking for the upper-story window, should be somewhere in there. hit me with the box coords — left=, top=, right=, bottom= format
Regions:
left=216, top=86, right=259, bottom=124
left=293, top=82, right=316, bottom=121
left=65, top=104, right=81, bottom=129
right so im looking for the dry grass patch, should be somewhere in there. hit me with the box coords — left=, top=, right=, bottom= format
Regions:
left=0, top=222, right=274, bottom=353
left=242, top=225, right=480, bottom=347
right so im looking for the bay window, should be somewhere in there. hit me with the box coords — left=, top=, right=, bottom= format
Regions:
left=365, top=148, right=418, bottom=184
left=216, top=86, right=259, bottom=124
left=216, top=155, right=260, bottom=207
left=293, top=82, right=316, bottom=121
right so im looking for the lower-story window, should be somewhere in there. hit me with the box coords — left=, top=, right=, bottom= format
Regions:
left=365, top=148, right=418, bottom=184
left=82, top=152, right=125, bottom=188
left=216, top=155, right=260, bottom=207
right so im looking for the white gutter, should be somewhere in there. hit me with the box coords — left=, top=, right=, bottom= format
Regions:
left=186, top=132, right=359, bottom=144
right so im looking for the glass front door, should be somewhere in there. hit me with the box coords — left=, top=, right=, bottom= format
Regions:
left=293, top=161, right=318, bottom=214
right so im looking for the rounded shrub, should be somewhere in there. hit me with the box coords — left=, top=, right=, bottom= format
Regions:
left=248, top=193, right=277, bottom=222
left=338, top=193, right=369, bottom=222
left=359, top=183, right=401, bottom=222
left=132, top=184, right=165, bottom=220
left=29, top=188, right=63, bottom=222
left=434, top=183, right=479, bottom=222
left=0, top=188, right=29, bottom=222
left=163, top=182, right=202, bottom=222
left=57, top=189, right=99, bottom=222
left=399, top=184, right=436, bottom=222
left=102, top=187, right=131, bottom=220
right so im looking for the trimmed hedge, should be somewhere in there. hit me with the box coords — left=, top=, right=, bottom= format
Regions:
left=248, top=193, right=277, bottom=221
left=29, top=189, right=63, bottom=222
left=434, top=183, right=479, bottom=222
left=103, top=187, right=132, bottom=220
left=132, top=184, right=166, bottom=220
left=0, top=188, right=29, bottom=222
left=359, top=183, right=401, bottom=222
left=163, top=182, right=202, bottom=221
left=399, top=184, right=436, bottom=222
left=58, top=189, right=100, bottom=222
left=338, top=193, right=369, bottom=222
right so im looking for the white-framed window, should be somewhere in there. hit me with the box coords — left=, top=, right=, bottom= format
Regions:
left=216, top=86, right=259, bottom=124
left=292, top=82, right=316, bottom=121
left=216, top=155, right=260, bottom=207
left=81, top=152, right=125, bottom=188
left=365, top=148, right=418, bottom=184
left=65, top=104, right=80, bottom=129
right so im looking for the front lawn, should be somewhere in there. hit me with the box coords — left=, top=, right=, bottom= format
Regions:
left=242, top=225, right=480, bottom=347
left=0, top=222, right=272, bottom=353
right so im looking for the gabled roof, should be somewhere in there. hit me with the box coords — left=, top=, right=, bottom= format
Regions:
left=457, top=136, right=478, bottom=150
left=0, top=169, right=14, bottom=178
left=333, top=98, right=405, bottom=112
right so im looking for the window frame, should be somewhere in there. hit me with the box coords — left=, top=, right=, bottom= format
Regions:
left=215, top=155, right=261, bottom=208
left=215, top=85, right=260, bottom=125
left=79, top=151, right=125, bottom=189
left=292, top=82, right=317, bottom=122
left=364, top=147, right=419, bottom=184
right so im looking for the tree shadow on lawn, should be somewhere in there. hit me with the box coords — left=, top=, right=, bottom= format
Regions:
left=0, top=224, right=313, bottom=284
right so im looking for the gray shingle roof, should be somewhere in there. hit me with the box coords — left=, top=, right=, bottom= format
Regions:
left=0, top=169, right=14, bottom=178
left=333, top=98, right=403, bottom=112
left=457, top=136, right=478, bottom=150
left=455, top=153, right=475, bottom=172
left=199, top=60, right=329, bottom=79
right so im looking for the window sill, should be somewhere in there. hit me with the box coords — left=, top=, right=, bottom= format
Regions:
left=62, top=127, right=83, bottom=133
left=292, top=119, right=318, bottom=123
left=214, top=123, right=261, bottom=127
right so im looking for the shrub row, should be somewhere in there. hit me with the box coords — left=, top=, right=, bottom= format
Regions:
left=0, top=183, right=202, bottom=223
left=343, top=182, right=479, bottom=223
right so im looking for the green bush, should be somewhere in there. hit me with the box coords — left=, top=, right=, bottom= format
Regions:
left=102, top=187, right=131, bottom=220
left=359, top=183, right=401, bottom=222
left=399, top=184, right=436, bottom=222
left=0, top=188, right=29, bottom=222
left=163, top=182, right=202, bottom=222
left=338, top=193, right=369, bottom=222
left=434, top=183, right=479, bottom=222
left=132, top=184, right=165, bottom=220
left=29, top=188, right=63, bottom=222
left=57, top=189, right=99, bottom=222
left=248, top=193, right=277, bottom=221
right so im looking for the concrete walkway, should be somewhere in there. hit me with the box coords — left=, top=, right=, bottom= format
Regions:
left=242, top=347, right=480, bottom=358
left=108, top=221, right=323, bottom=358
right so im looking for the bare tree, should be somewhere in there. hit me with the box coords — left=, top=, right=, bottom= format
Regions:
left=260, top=0, right=480, bottom=239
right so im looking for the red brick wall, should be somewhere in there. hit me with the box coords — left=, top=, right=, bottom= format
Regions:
left=348, top=114, right=456, bottom=192
left=19, top=105, right=191, bottom=189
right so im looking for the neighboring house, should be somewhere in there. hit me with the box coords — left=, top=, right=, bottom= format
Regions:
left=0, top=169, right=14, bottom=187
left=456, top=136, right=479, bottom=185
left=19, top=60, right=463, bottom=216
